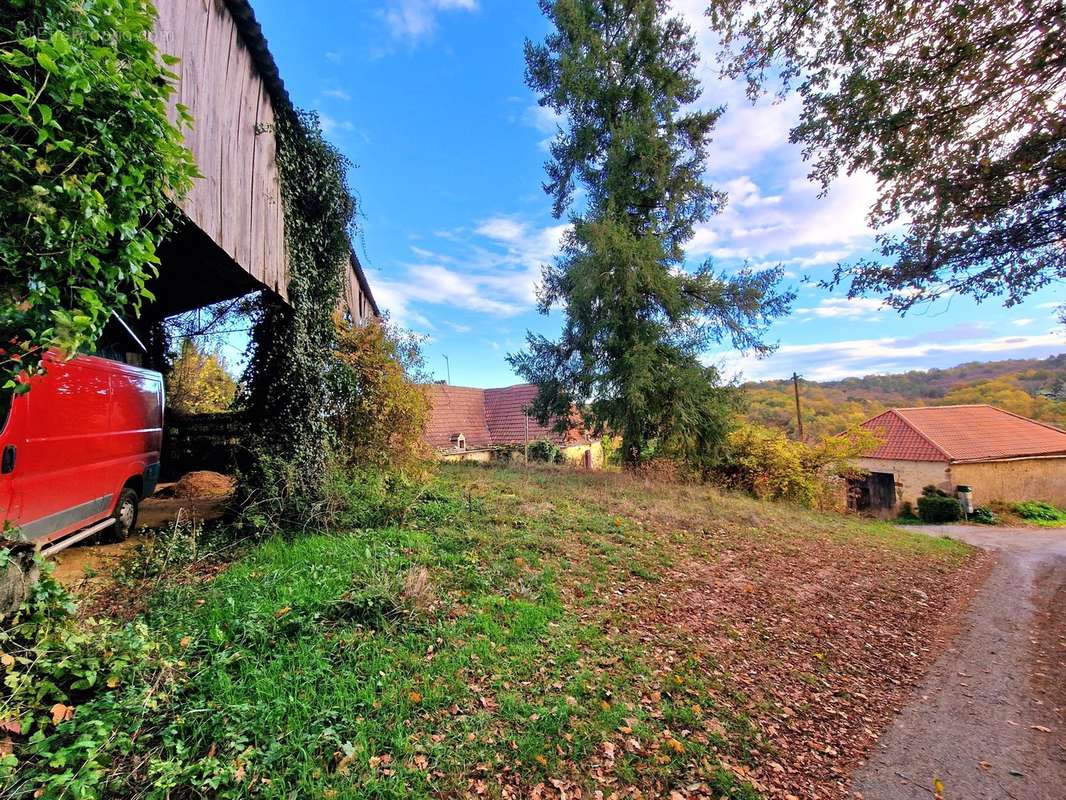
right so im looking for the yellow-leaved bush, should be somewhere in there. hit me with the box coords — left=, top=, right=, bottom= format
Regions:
left=719, top=423, right=882, bottom=510
left=328, top=314, right=431, bottom=477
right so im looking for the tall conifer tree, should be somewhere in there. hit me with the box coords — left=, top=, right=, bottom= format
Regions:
left=511, top=0, right=792, bottom=468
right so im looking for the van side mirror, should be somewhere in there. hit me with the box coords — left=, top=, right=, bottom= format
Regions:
left=1, top=444, right=15, bottom=474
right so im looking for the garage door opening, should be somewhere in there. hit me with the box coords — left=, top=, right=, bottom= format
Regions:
left=848, top=472, right=897, bottom=513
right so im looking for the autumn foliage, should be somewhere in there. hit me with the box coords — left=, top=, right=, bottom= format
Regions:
left=718, top=422, right=882, bottom=510
left=165, top=339, right=237, bottom=414
left=329, top=314, right=430, bottom=476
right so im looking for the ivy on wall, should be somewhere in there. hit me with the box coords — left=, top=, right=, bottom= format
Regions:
left=0, top=0, right=196, bottom=393
left=237, top=110, right=357, bottom=528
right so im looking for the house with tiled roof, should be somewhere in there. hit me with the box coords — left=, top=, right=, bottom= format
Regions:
left=423, top=383, right=601, bottom=467
left=851, top=405, right=1066, bottom=511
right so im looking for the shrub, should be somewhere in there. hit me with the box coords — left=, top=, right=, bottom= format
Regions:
left=113, top=515, right=209, bottom=582
left=0, top=559, right=171, bottom=797
left=917, top=494, right=963, bottom=523
left=898, top=500, right=916, bottom=520
left=717, top=423, right=881, bottom=510
left=324, top=467, right=462, bottom=530
left=237, top=109, right=357, bottom=529
left=922, top=484, right=949, bottom=498
left=1012, top=501, right=1066, bottom=522
left=970, top=506, right=997, bottom=525
left=329, top=315, right=431, bottom=478
left=527, top=439, right=563, bottom=463
left=0, top=0, right=197, bottom=393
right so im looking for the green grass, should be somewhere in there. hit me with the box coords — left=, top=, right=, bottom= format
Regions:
left=16, top=463, right=975, bottom=799
left=130, top=471, right=764, bottom=799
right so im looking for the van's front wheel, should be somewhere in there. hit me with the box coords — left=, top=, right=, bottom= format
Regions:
left=108, top=488, right=139, bottom=543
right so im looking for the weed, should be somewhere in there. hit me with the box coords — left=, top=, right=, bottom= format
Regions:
left=1013, top=500, right=1066, bottom=524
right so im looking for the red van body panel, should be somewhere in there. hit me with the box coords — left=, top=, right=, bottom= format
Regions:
left=0, top=352, right=163, bottom=544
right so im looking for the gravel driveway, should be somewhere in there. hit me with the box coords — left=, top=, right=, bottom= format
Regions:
left=853, top=525, right=1066, bottom=799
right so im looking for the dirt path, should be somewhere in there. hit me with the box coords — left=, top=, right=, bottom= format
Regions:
left=853, top=525, right=1066, bottom=800
left=51, top=494, right=228, bottom=589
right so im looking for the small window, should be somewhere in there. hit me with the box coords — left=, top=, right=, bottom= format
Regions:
left=453, top=433, right=466, bottom=451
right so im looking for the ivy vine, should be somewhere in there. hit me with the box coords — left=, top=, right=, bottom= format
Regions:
left=0, top=0, right=197, bottom=393
left=237, top=109, right=357, bottom=527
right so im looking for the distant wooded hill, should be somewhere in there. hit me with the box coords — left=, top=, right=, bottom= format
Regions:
left=743, top=354, right=1066, bottom=438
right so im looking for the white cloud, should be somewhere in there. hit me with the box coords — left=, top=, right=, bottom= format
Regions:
left=689, top=168, right=881, bottom=264
left=795, top=297, right=886, bottom=319
left=382, top=0, right=477, bottom=43
left=324, top=50, right=343, bottom=64
left=371, top=216, right=571, bottom=329
left=1012, top=318, right=1034, bottom=326
left=475, top=216, right=526, bottom=243
left=322, top=88, right=351, bottom=101
left=520, top=103, right=563, bottom=151
left=712, top=326, right=1066, bottom=383
left=318, top=114, right=354, bottom=135
left=524, top=103, right=561, bottom=135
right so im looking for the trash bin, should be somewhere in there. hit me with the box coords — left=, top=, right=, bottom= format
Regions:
left=956, top=485, right=974, bottom=514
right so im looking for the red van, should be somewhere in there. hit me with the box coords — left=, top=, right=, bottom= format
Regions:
left=0, top=348, right=163, bottom=555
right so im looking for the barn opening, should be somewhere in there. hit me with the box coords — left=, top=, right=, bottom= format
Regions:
left=848, top=472, right=897, bottom=513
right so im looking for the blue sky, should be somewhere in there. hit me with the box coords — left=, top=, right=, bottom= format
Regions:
left=245, top=0, right=1064, bottom=386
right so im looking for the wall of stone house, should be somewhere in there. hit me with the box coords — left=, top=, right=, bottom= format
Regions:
left=853, top=457, right=953, bottom=508
left=950, top=458, right=1066, bottom=507
left=560, top=440, right=604, bottom=470
left=440, top=449, right=492, bottom=463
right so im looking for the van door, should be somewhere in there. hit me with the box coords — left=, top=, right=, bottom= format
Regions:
left=15, top=355, right=115, bottom=542
left=0, top=389, right=19, bottom=524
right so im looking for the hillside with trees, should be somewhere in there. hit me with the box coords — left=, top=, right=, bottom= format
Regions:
left=744, top=354, right=1066, bottom=438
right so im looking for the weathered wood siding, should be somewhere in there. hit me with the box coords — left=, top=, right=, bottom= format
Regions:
left=341, top=263, right=376, bottom=324
left=151, top=0, right=288, bottom=301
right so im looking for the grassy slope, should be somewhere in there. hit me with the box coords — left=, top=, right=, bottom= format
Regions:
left=128, top=465, right=978, bottom=799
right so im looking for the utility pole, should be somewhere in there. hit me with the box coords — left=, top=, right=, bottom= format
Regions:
left=792, top=372, right=804, bottom=440
left=443, top=354, right=451, bottom=385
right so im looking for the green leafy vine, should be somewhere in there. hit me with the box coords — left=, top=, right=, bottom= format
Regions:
left=237, top=109, right=357, bottom=528
left=0, top=0, right=197, bottom=393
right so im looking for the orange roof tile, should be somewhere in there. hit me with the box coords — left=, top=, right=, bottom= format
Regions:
left=423, top=385, right=491, bottom=450
left=423, top=383, right=583, bottom=451
left=859, top=405, right=1066, bottom=463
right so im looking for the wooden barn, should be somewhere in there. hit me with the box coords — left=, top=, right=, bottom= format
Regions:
left=144, top=0, right=377, bottom=326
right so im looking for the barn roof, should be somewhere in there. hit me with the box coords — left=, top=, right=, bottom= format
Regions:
left=484, top=384, right=564, bottom=444
left=224, top=1, right=292, bottom=115
left=219, top=2, right=378, bottom=320
left=424, top=383, right=582, bottom=451
left=350, top=251, right=379, bottom=316
left=859, top=405, right=1066, bottom=463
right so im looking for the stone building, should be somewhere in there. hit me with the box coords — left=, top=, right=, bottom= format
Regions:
left=851, top=405, right=1066, bottom=512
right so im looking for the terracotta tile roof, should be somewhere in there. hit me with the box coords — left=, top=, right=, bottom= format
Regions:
left=484, top=384, right=572, bottom=445
left=424, top=383, right=583, bottom=451
left=423, top=385, right=491, bottom=451
left=859, top=405, right=1066, bottom=463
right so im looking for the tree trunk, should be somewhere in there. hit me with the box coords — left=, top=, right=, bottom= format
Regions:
left=621, top=429, right=642, bottom=471
left=1, top=538, right=39, bottom=619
